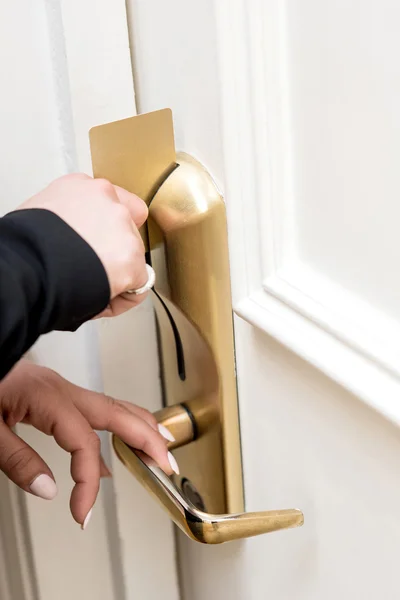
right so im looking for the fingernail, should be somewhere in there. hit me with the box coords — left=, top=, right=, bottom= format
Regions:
left=81, top=508, right=93, bottom=531
left=30, top=474, right=58, bottom=500
left=158, top=424, right=175, bottom=442
left=168, top=451, right=180, bottom=475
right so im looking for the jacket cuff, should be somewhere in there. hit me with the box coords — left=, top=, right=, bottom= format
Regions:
left=2, top=209, right=110, bottom=332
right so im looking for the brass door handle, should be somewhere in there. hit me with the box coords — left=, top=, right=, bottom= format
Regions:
left=90, top=110, right=304, bottom=544
left=112, top=404, right=303, bottom=544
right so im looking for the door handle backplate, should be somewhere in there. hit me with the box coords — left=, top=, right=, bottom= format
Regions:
left=148, top=151, right=243, bottom=515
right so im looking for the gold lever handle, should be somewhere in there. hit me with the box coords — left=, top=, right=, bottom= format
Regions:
left=112, top=403, right=304, bottom=544
left=112, top=434, right=303, bottom=544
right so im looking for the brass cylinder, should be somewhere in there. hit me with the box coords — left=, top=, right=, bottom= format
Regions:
left=155, top=397, right=219, bottom=451
left=154, top=404, right=195, bottom=450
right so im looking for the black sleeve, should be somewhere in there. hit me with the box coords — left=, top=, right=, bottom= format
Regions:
left=0, top=208, right=110, bottom=379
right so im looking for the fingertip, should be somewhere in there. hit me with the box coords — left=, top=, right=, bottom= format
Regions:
left=70, top=481, right=99, bottom=527
left=129, top=196, right=148, bottom=228
left=134, top=199, right=148, bottom=228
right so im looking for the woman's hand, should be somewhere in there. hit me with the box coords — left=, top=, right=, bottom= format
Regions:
left=0, top=360, right=178, bottom=529
left=18, top=173, right=150, bottom=316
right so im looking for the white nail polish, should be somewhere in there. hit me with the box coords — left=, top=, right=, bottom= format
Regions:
left=158, top=424, right=175, bottom=442
left=81, top=508, right=93, bottom=531
left=168, top=451, right=180, bottom=475
left=30, top=474, right=58, bottom=500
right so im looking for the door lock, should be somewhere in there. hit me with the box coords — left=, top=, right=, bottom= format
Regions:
left=114, top=401, right=303, bottom=544
left=90, top=111, right=304, bottom=544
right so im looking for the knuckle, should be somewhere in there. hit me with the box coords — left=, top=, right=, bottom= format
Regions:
left=132, top=241, right=146, bottom=261
left=128, top=245, right=146, bottom=270
left=147, top=414, right=159, bottom=430
left=142, top=433, right=161, bottom=457
left=38, top=366, right=63, bottom=388
left=125, top=240, right=142, bottom=262
left=114, top=203, right=131, bottom=223
left=67, top=172, right=90, bottom=182
left=119, top=251, right=146, bottom=291
left=5, top=447, right=35, bottom=478
left=104, top=396, right=127, bottom=427
left=141, top=439, right=154, bottom=456
left=57, top=173, right=90, bottom=186
left=95, top=178, right=115, bottom=196
left=121, top=274, right=138, bottom=294
left=106, top=395, right=124, bottom=413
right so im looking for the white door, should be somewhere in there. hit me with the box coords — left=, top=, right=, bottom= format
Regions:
left=0, top=2, right=179, bottom=599
left=125, top=0, right=400, bottom=598
left=4, top=2, right=400, bottom=600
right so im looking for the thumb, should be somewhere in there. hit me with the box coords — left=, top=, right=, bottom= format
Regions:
left=0, top=420, right=57, bottom=500
left=113, top=186, right=148, bottom=228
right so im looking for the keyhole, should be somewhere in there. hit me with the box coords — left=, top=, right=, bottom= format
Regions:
left=181, top=478, right=206, bottom=511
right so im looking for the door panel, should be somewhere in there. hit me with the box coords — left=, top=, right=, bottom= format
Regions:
left=2, top=0, right=398, bottom=597
left=98, top=304, right=180, bottom=600
left=287, top=1, right=400, bottom=317
left=126, top=0, right=224, bottom=179
left=127, top=0, right=400, bottom=598
left=0, top=2, right=122, bottom=598
left=0, top=2, right=180, bottom=600
left=180, top=319, right=400, bottom=599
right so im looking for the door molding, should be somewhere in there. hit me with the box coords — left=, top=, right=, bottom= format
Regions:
left=215, top=0, right=400, bottom=425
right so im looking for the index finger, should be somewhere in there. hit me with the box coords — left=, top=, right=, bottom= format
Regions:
left=71, top=390, right=176, bottom=476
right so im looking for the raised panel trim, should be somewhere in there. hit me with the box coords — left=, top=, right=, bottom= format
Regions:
left=235, top=281, right=400, bottom=427
left=215, top=0, right=400, bottom=424
left=215, top=0, right=297, bottom=303
left=267, top=263, right=400, bottom=380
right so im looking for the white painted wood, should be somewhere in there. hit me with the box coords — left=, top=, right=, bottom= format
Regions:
left=0, top=2, right=123, bottom=598
left=0, top=473, right=37, bottom=600
left=0, top=1, right=179, bottom=599
left=211, top=0, right=400, bottom=424
left=50, top=2, right=178, bottom=598
left=57, top=5, right=179, bottom=597
left=58, top=0, right=136, bottom=173
left=98, top=304, right=180, bottom=600
left=128, top=0, right=400, bottom=597
left=179, top=318, right=400, bottom=600
left=126, top=0, right=224, bottom=179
